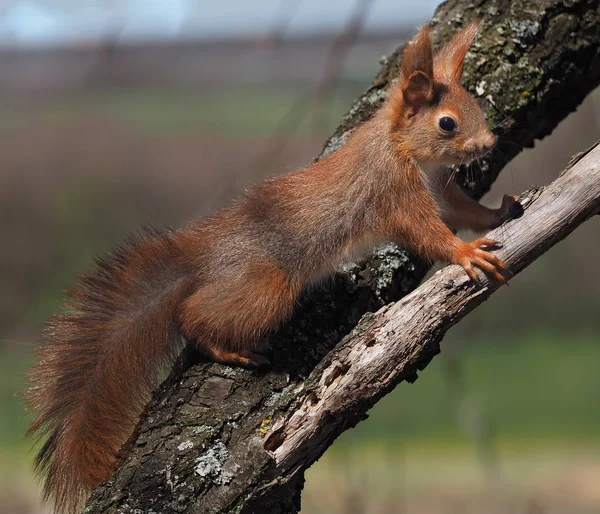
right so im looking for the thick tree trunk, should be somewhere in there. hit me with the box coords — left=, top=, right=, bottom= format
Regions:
left=86, top=1, right=600, bottom=513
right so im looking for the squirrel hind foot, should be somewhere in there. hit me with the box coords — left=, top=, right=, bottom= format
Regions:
left=204, top=346, right=271, bottom=369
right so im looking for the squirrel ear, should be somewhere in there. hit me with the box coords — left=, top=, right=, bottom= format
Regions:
left=400, top=25, right=434, bottom=115
left=435, top=20, right=479, bottom=82
left=402, top=71, right=433, bottom=116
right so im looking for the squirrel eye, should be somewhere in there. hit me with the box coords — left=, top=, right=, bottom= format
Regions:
left=439, top=116, right=456, bottom=132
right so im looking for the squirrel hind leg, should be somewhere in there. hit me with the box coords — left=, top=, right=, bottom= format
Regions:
left=182, top=260, right=300, bottom=369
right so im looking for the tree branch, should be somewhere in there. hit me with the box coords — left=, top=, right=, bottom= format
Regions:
left=266, top=141, right=600, bottom=481
left=86, top=0, right=600, bottom=512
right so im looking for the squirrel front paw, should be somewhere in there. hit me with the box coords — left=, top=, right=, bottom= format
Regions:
left=453, top=237, right=510, bottom=284
left=490, top=194, right=520, bottom=229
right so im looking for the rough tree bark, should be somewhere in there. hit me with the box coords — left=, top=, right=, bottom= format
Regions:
left=86, top=1, right=600, bottom=513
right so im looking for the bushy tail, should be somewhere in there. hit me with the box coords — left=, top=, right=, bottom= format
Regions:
left=26, top=228, right=192, bottom=513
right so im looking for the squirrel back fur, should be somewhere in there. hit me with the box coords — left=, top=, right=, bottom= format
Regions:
left=26, top=124, right=400, bottom=512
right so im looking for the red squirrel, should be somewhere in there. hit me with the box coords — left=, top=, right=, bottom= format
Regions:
left=27, top=22, right=515, bottom=513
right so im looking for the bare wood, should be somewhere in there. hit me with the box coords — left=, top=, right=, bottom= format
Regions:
left=86, top=0, right=600, bottom=511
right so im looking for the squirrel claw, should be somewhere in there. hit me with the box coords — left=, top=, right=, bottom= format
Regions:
left=455, top=237, right=510, bottom=285
left=238, top=351, right=271, bottom=369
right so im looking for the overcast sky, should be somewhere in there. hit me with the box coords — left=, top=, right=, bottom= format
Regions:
left=0, top=0, right=443, bottom=45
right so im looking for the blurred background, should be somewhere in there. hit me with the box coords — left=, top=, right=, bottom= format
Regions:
left=0, top=1, right=598, bottom=513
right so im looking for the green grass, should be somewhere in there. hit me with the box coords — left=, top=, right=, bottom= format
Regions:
left=3, top=335, right=599, bottom=460
left=0, top=348, right=33, bottom=455
left=333, top=335, right=600, bottom=446
left=0, top=86, right=358, bottom=136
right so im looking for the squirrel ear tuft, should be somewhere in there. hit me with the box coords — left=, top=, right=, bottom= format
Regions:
left=401, top=24, right=434, bottom=82
left=435, top=20, right=479, bottom=82
left=400, top=25, right=434, bottom=115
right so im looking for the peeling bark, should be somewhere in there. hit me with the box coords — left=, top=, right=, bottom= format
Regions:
left=86, top=1, right=600, bottom=513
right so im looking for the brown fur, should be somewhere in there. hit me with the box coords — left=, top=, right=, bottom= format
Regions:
left=26, top=228, right=194, bottom=512
left=26, top=22, right=514, bottom=513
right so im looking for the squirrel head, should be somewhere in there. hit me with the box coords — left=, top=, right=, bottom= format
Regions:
left=388, top=21, right=496, bottom=165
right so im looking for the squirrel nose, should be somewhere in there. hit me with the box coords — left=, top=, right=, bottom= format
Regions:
left=480, top=132, right=497, bottom=153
